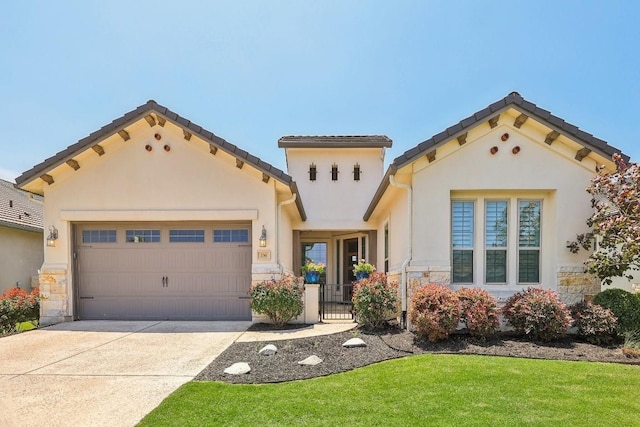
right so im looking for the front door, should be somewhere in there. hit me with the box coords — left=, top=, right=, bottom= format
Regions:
left=343, top=238, right=359, bottom=284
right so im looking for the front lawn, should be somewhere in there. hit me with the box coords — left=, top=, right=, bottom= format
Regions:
left=139, top=354, right=640, bottom=426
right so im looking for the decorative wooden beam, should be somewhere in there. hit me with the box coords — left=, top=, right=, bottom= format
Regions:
left=157, top=116, right=166, bottom=127
left=144, top=115, right=156, bottom=127
left=575, top=147, right=591, bottom=162
left=66, top=159, right=80, bottom=171
left=426, top=150, right=436, bottom=163
left=544, top=130, right=560, bottom=145
left=183, top=130, right=192, bottom=141
left=117, top=130, right=130, bottom=141
left=488, top=115, right=500, bottom=129
left=92, top=144, right=105, bottom=156
left=40, top=174, right=54, bottom=185
left=209, top=145, right=217, bottom=155
left=236, top=159, right=244, bottom=169
left=457, top=132, right=468, bottom=146
left=262, top=173, right=270, bottom=183
left=514, top=113, right=529, bottom=129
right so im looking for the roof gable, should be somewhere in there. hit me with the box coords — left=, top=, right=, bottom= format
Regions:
left=0, top=179, right=43, bottom=232
left=364, top=92, right=628, bottom=220
left=15, top=101, right=306, bottom=220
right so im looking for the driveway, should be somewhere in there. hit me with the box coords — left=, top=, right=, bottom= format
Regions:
left=0, top=320, right=251, bottom=427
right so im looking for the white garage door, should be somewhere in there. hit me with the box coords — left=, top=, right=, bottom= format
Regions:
left=75, top=222, right=252, bottom=320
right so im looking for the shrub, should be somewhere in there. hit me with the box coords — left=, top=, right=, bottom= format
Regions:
left=352, top=271, right=398, bottom=329
left=570, top=301, right=617, bottom=345
left=622, top=331, right=640, bottom=358
left=456, top=287, right=499, bottom=339
left=502, top=287, right=572, bottom=342
left=249, top=276, right=303, bottom=328
left=0, top=287, right=40, bottom=334
left=593, top=288, right=640, bottom=334
left=409, top=284, right=461, bottom=342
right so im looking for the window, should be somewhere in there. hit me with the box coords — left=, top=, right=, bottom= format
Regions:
left=82, top=230, right=116, bottom=243
left=353, top=164, right=361, bottom=181
left=485, top=201, right=508, bottom=283
left=169, top=229, right=204, bottom=242
left=452, top=201, right=474, bottom=283
left=126, top=229, right=160, bottom=243
left=213, top=229, right=249, bottom=243
left=451, top=196, right=543, bottom=285
left=309, top=163, right=317, bottom=181
left=518, top=201, right=541, bottom=283
left=384, top=223, right=389, bottom=273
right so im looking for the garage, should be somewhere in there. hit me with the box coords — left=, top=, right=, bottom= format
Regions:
left=75, top=222, right=252, bottom=320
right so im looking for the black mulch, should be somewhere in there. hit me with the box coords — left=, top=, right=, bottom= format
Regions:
left=194, top=323, right=638, bottom=384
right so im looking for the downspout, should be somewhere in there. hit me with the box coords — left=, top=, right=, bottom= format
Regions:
left=276, top=192, right=297, bottom=275
left=389, top=175, right=412, bottom=329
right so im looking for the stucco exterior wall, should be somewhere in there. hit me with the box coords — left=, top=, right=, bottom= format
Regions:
left=286, top=147, right=384, bottom=230
left=40, top=120, right=281, bottom=323
left=380, top=117, right=606, bottom=305
left=0, top=226, right=43, bottom=293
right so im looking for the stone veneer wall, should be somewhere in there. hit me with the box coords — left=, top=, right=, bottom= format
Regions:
left=406, top=267, right=451, bottom=305
left=556, top=266, right=600, bottom=305
left=38, top=268, right=70, bottom=326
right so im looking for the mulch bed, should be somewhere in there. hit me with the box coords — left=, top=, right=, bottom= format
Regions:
left=195, top=323, right=639, bottom=384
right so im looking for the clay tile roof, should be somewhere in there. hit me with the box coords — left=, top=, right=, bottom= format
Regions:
left=278, top=135, right=392, bottom=148
left=15, top=100, right=306, bottom=221
left=0, top=179, right=43, bottom=232
left=364, top=92, right=628, bottom=221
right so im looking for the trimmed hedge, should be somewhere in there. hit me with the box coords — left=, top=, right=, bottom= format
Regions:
left=352, top=271, right=398, bottom=329
left=593, top=288, right=640, bottom=334
left=249, top=275, right=303, bottom=328
left=409, top=284, right=461, bottom=342
left=503, top=288, right=572, bottom=342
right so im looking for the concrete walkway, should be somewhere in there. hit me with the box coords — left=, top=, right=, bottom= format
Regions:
left=0, top=321, right=251, bottom=427
left=236, top=321, right=357, bottom=342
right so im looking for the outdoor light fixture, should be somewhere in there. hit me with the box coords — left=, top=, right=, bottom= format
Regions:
left=259, top=226, right=267, bottom=247
left=46, top=226, right=58, bottom=247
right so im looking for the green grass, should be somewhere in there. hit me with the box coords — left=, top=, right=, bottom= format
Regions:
left=139, top=354, right=640, bottom=426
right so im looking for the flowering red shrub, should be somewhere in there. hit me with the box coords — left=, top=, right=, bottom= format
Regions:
left=249, top=275, right=303, bottom=328
left=570, top=301, right=617, bottom=345
left=503, top=288, right=572, bottom=342
left=352, top=271, right=398, bottom=329
left=409, top=284, right=461, bottom=342
left=456, top=287, right=499, bottom=338
left=0, top=287, right=40, bottom=334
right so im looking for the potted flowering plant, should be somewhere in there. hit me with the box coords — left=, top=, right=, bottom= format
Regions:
left=353, top=259, right=375, bottom=281
left=301, top=260, right=325, bottom=284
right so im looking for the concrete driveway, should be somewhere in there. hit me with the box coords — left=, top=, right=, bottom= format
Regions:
left=0, top=320, right=251, bottom=427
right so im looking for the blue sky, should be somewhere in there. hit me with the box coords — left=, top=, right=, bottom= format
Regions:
left=1, top=1, right=638, bottom=182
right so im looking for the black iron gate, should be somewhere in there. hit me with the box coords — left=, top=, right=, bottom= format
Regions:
left=320, top=283, right=354, bottom=320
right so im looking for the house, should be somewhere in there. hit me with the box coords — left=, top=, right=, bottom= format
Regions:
left=0, top=179, right=43, bottom=293
left=15, top=92, right=626, bottom=326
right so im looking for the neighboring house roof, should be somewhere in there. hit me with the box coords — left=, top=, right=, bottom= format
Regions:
left=0, top=179, right=43, bottom=233
left=278, top=135, right=392, bottom=148
left=364, top=92, right=628, bottom=220
left=15, top=100, right=306, bottom=221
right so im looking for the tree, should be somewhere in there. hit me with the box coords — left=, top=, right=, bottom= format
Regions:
left=568, top=153, right=640, bottom=285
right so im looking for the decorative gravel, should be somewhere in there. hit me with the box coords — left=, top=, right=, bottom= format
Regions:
left=195, top=325, right=638, bottom=384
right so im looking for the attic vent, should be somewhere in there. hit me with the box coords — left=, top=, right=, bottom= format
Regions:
left=353, top=164, right=361, bottom=181
left=309, top=163, right=317, bottom=181
left=9, top=200, right=12, bottom=208
left=331, top=164, right=339, bottom=181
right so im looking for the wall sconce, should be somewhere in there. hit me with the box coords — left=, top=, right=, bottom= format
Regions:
left=259, top=226, right=267, bottom=247
left=46, top=225, right=58, bottom=247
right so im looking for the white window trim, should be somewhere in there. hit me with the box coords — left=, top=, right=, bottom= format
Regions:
left=451, top=193, right=545, bottom=287
left=484, top=199, right=509, bottom=285
left=516, top=199, right=542, bottom=285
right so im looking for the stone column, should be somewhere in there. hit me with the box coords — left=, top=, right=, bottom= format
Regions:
left=38, top=268, right=70, bottom=326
